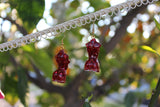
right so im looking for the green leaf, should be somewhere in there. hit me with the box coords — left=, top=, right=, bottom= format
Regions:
left=151, top=78, right=158, bottom=89
left=83, top=94, right=93, bottom=107
left=17, top=67, right=28, bottom=107
left=83, top=102, right=92, bottom=107
left=0, top=52, right=10, bottom=65
left=124, top=92, right=136, bottom=107
left=70, top=0, right=80, bottom=9
left=87, top=94, right=93, bottom=102
left=9, top=0, right=45, bottom=32
left=37, top=92, right=64, bottom=107
left=2, top=72, right=19, bottom=105
left=154, top=18, right=160, bottom=31
left=23, top=45, right=53, bottom=78
left=88, top=0, right=110, bottom=10
left=140, top=45, right=160, bottom=56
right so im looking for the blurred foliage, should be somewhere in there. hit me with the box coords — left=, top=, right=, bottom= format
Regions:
left=22, top=44, right=53, bottom=78
left=37, top=92, right=64, bottom=107
left=0, top=52, right=10, bottom=65
left=141, top=45, right=160, bottom=56
left=142, top=19, right=160, bottom=106
left=88, top=0, right=110, bottom=10
left=154, top=18, right=160, bottom=30
left=17, top=67, right=28, bottom=107
left=9, top=0, right=45, bottom=32
left=124, top=92, right=136, bottom=107
left=83, top=94, right=93, bottom=107
left=83, top=102, right=91, bottom=107
left=2, top=71, right=19, bottom=105
left=0, top=0, right=160, bottom=107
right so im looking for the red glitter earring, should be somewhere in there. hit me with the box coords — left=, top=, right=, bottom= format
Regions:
left=84, top=23, right=101, bottom=72
left=52, top=40, right=70, bottom=83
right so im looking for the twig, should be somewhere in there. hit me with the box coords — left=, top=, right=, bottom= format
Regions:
left=94, top=5, right=148, bottom=99
left=101, top=5, right=147, bottom=54
left=10, top=55, right=65, bottom=94
left=0, top=16, right=28, bottom=35
left=149, top=77, right=160, bottom=107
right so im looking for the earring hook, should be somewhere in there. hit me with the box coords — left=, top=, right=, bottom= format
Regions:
left=92, top=22, right=95, bottom=38
left=60, top=35, right=65, bottom=50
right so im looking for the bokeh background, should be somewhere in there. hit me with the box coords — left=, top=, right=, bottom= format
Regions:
left=0, top=0, right=160, bottom=107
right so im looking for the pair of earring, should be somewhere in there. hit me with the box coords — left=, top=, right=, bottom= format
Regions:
left=52, top=41, right=70, bottom=83
left=52, top=24, right=101, bottom=83
left=84, top=37, right=101, bottom=72
left=85, top=23, right=101, bottom=72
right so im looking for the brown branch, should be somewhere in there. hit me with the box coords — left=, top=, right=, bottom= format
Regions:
left=63, top=5, right=149, bottom=104
left=94, top=5, right=148, bottom=98
left=62, top=71, right=90, bottom=107
left=0, top=16, right=28, bottom=35
left=93, top=69, right=120, bottom=100
left=10, top=55, right=65, bottom=94
left=26, top=71, right=65, bottom=94
left=3, top=16, right=67, bottom=95
left=100, top=5, right=147, bottom=54
left=92, top=63, right=144, bottom=99
left=65, top=71, right=89, bottom=97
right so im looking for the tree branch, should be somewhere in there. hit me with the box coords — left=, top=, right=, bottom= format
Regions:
left=100, top=5, right=147, bottom=54
left=94, top=5, right=148, bottom=98
left=4, top=16, right=67, bottom=95
left=93, top=69, right=120, bottom=99
left=62, top=71, right=89, bottom=100
left=10, top=55, right=65, bottom=94
left=63, top=5, right=149, bottom=104
left=0, top=16, right=28, bottom=35
left=149, top=77, right=160, bottom=107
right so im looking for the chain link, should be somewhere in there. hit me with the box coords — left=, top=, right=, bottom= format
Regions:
left=0, top=0, right=158, bottom=52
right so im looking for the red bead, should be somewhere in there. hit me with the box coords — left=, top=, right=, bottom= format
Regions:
left=0, top=90, right=4, bottom=99
left=85, top=59, right=99, bottom=72
left=84, top=38, right=101, bottom=72
left=55, top=50, right=70, bottom=70
left=52, top=68, right=66, bottom=83
left=52, top=50, right=70, bottom=83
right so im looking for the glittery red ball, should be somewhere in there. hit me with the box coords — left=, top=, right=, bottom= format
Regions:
left=84, top=38, right=101, bottom=72
left=85, top=59, right=100, bottom=72
left=55, top=50, right=70, bottom=70
left=52, top=50, right=70, bottom=83
left=52, top=68, right=66, bottom=83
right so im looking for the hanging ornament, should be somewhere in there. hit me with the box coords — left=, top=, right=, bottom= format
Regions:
left=84, top=38, right=101, bottom=72
left=84, top=23, right=101, bottom=72
left=0, top=90, right=4, bottom=99
left=52, top=40, right=70, bottom=83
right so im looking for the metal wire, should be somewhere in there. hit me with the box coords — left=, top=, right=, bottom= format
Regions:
left=0, top=0, right=158, bottom=52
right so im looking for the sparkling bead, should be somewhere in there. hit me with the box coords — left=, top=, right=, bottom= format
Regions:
left=52, top=68, right=66, bottom=83
left=55, top=50, right=70, bottom=70
left=52, top=50, right=70, bottom=83
left=84, top=38, right=101, bottom=72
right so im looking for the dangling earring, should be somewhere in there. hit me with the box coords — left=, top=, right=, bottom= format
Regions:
left=52, top=39, right=70, bottom=83
left=84, top=23, right=101, bottom=72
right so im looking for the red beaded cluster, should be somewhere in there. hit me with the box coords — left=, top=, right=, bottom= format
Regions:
left=84, top=38, right=101, bottom=72
left=52, top=38, right=101, bottom=83
left=0, top=90, right=4, bottom=99
left=52, top=50, right=70, bottom=83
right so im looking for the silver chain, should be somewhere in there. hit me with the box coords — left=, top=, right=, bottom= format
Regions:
left=0, top=0, right=158, bottom=52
